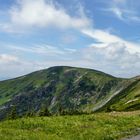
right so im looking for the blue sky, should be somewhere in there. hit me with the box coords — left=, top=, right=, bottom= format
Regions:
left=0, top=0, right=140, bottom=79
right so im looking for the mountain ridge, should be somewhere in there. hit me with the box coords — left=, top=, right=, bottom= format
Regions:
left=0, top=66, right=119, bottom=82
left=0, top=66, right=139, bottom=120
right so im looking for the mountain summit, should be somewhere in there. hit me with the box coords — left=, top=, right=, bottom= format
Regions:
left=0, top=66, right=139, bottom=120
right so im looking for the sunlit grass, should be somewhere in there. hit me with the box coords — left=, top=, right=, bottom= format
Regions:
left=0, top=111, right=140, bottom=140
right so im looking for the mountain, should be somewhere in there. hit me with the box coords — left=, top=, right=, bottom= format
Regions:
left=0, top=66, right=139, bottom=120
left=97, top=76, right=140, bottom=112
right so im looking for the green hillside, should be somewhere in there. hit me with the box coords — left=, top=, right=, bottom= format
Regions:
left=0, top=66, right=139, bottom=120
left=97, top=77, right=140, bottom=112
left=0, top=111, right=140, bottom=140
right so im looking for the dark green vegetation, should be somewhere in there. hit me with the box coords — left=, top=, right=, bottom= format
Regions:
left=98, top=76, right=140, bottom=112
left=0, top=66, right=140, bottom=120
left=0, top=111, right=140, bottom=140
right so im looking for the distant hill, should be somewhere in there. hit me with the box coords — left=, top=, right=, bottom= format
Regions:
left=0, top=66, right=139, bottom=120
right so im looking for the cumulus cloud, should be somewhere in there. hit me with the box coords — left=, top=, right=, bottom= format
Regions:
left=0, top=0, right=140, bottom=79
left=2, top=41, right=140, bottom=79
left=81, top=42, right=140, bottom=77
left=80, top=28, right=140, bottom=77
left=81, top=28, right=140, bottom=54
left=1, top=0, right=91, bottom=32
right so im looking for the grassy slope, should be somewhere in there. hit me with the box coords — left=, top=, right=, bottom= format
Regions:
left=0, top=111, right=140, bottom=140
left=0, top=66, right=139, bottom=118
left=0, top=69, right=50, bottom=105
left=98, top=78, right=140, bottom=112
left=0, top=66, right=125, bottom=119
left=110, top=79, right=140, bottom=111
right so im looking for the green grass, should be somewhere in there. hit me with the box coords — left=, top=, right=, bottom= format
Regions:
left=99, top=79, right=140, bottom=112
left=111, top=80, right=140, bottom=111
left=0, top=111, right=140, bottom=140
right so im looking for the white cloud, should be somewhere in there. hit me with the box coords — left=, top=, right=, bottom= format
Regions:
left=81, top=28, right=140, bottom=54
left=109, top=7, right=124, bottom=20
left=9, top=44, right=77, bottom=56
left=1, top=0, right=91, bottom=32
left=1, top=41, right=140, bottom=79
left=0, top=54, right=18, bottom=63
left=81, top=42, right=140, bottom=77
left=10, top=45, right=65, bottom=55
left=80, top=28, right=140, bottom=77
left=0, top=0, right=140, bottom=79
left=104, top=0, right=140, bottom=23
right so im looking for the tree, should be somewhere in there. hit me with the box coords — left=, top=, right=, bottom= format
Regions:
left=7, top=105, right=17, bottom=120
left=39, top=105, right=51, bottom=116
